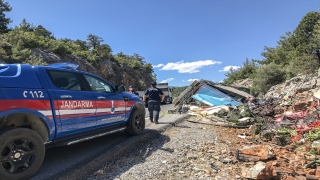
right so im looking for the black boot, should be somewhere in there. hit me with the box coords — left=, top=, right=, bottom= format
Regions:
left=155, top=120, right=159, bottom=124
left=150, top=118, right=153, bottom=123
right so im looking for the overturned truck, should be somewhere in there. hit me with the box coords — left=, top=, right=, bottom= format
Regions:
left=173, top=79, right=253, bottom=111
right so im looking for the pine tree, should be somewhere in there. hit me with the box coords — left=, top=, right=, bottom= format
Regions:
left=0, top=0, right=12, bottom=33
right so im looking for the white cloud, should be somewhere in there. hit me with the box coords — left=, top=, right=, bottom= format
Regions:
left=153, top=64, right=164, bottom=68
left=160, top=78, right=174, bottom=83
left=219, top=66, right=241, bottom=72
left=187, top=79, right=198, bottom=82
left=160, top=60, right=222, bottom=73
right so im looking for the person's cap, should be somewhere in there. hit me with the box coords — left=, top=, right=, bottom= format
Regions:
left=150, top=81, right=156, bottom=86
left=129, top=85, right=133, bottom=88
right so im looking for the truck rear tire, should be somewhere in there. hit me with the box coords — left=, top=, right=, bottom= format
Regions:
left=125, top=110, right=145, bottom=135
left=0, top=128, right=45, bottom=180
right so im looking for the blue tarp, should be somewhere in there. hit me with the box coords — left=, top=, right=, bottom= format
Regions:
left=192, top=84, right=242, bottom=106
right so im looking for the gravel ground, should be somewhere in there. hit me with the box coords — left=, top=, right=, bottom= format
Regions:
left=86, top=116, right=243, bottom=180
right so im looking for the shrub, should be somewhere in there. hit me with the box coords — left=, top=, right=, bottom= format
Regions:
left=253, top=63, right=286, bottom=94
left=24, top=54, right=46, bottom=66
left=290, top=54, right=319, bottom=75
left=132, top=60, right=142, bottom=70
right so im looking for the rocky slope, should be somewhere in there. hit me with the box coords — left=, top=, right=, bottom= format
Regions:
left=231, top=70, right=320, bottom=105
left=265, top=73, right=320, bottom=98
left=231, top=78, right=253, bottom=89
left=264, top=70, right=320, bottom=109
left=2, top=48, right=154, bottom=90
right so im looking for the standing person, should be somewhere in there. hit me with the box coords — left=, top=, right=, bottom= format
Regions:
left=143, top=82, right=165, bottom=124
left=128, top=85, right=139, bottom=96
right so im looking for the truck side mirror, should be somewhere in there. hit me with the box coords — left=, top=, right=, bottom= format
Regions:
left=116, top=85, right=126, bottom=93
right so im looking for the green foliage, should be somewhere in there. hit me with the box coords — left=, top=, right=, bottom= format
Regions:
left=293, top=12, right=320, bottom=53
left=260, top=32, right=294, bottom=67
left=143, top=63, right=153, bottom=73
left=151, top=73, right=157, bottom=81
left=223, top=58, right=258, bottom=86
left=95, top=44, right=112, bottom=59
left=24, top=54, right=46, bottom=66
left=224, top=11, right=320, bottom=94
left=0, top=47, right=7, bottom=59
left=137, top=80, right=146, bottom=91
left=253, top=63, right=286, bottom=94
left=113, top=52, right=152, bottom=72
left=171, top=86, right=188, bottom=98
left=0, top=38, right=9, bottom=59
left=0, top=1, right=154, bottom=82
left=74, top=39, right=88, bottom=51
left=11, top=40, right=32, bottom=62
left=307, top=127, right=320, bottom=141
left=2, top=25, right=153, bottom=74
left=34, top=25, right=53, bottom=38
left=49, top=40, right=71, bottom=56
left=0, top=0, right=12, bottom=33
left=87, top=34, right=103, bottom=49
left=132, top=60, right=142, bottom=70
left=290, top=54, right=319, bottom=74
left=261, top=11, right=320, bottom=74
left=19, top=19, right=35, bottom=32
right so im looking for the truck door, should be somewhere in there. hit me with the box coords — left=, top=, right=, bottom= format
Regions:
left=82, top=74, right=126, bottom=127
left=47, top=70, right=97, bottom=136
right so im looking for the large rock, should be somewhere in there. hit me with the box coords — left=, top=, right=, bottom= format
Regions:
left=32, top=49, right=61, bottom=63
left=241, top=161, right=277, bottom=179
left=232, top=78, right=253, bottom=88
left=237, top=145, right=275, bottom=162
left=241, top=161, right=266, bottom=179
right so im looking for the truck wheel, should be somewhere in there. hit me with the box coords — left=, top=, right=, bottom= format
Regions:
left=125, top=110, right=145, bottom=135
left=0, top=128, right=45, bottom=180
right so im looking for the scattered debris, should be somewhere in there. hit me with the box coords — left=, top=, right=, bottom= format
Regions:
left=173, top=78, right=320, bottom=179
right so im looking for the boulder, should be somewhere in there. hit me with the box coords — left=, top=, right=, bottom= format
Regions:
left=237, top=145, right=275, bottom=162
left=241, top=161, right=266, bottom=179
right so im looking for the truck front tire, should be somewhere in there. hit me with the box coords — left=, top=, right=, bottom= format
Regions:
left=0, top=128, right=45, bottom=180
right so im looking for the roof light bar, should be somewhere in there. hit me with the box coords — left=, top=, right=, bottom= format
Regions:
left=48, top=63, right=79, bottom=70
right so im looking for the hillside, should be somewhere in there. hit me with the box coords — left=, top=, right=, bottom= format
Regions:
left=1, top=48, right=154, bottom=90
left=0, top=22, right=155, bottom=90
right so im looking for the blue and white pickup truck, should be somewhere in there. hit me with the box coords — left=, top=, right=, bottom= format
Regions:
left=0, top=63, right=146, bottom=180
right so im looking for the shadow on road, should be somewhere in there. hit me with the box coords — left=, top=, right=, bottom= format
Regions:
left=31, top=132, right=129, bottom=180
left=83, top=129, right=171, bottom=179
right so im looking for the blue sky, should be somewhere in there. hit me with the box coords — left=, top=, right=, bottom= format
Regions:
left=5, top=0, right=320, bottom=86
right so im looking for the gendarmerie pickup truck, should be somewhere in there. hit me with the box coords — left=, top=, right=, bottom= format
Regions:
left=0, top=63, right=145, bottom=180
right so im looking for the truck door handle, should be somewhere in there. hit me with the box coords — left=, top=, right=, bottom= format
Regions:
left=97, top=96, right=105, bottom=99
left=60, top=95, right=72, bottom=98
